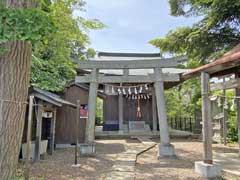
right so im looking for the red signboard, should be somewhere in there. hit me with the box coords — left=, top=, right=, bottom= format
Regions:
left=80, top=104, right=88, bottom=118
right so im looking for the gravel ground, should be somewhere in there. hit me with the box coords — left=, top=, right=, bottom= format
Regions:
left=15, top=139, right=239, bottom=180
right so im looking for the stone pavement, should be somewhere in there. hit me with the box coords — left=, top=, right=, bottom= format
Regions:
left=214, top=152, right=240, bottom=177
left=105, top=137, right=156, bottom=180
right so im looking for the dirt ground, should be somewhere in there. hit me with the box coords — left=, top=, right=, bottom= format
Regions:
left=16, top=139, right=239, bottom=180
left=135, top=139, right=238, bottom=180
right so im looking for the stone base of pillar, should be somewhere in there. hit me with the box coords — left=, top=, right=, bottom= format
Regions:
left=157, top=143, right=176, bottom=158
left=195, top=161, right=221, bottom=178
left=118, top=130, right=124, bottom=134
left=79, top=143, right=96, bottom=156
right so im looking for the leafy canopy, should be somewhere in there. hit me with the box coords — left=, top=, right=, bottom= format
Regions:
left=0, top=0, right=104, bottom=92
left=150, top=0, right=240, bottom=63
left=0, top=4, right=55, bottom=43
left=150, top=0, right=240, bottom=121
left=30, top=0, right=104, bottom=92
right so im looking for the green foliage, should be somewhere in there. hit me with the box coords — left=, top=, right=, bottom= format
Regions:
left=152, top=1, right=240, bottom=135
left=211, top=90, right=238, bottom=142
left=95, top=98, right=103, bottom=125
left=31, top=55, right=76, bottom=91
left=225, top=91, right=238, bottom=142
left=30, top=0, right=104, bottom=91
left=150, top=0, right=240, bottom=63
left=0, top=5, right=55, bottom=43
left=165, top=77, right=201, bottom=118
left=0, top=0, right=104, bottom=92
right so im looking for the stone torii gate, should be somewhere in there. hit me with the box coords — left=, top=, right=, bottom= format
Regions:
left=75, top=57, right=183, bottom=157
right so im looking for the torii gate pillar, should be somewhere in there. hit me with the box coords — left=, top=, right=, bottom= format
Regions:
left=85, top=69, right=99, bottom=143
left=154, top=68, right=176, bottom=158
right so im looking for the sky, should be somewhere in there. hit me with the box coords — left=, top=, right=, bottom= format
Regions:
left=80, top=0, right=199, bottom=53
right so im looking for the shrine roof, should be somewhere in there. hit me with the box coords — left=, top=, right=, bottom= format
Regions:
left=182, top=46, right=240, bottom=80
left=92, top=51, right=162, bottom=61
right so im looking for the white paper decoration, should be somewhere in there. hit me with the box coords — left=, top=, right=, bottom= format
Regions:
left=134, top=87, right=138, bottom=94
left=128, top=87, right=132, bottom=95
left=122, top=88, right=126, bottom=95
left=145, top=84, right=149, bottom=90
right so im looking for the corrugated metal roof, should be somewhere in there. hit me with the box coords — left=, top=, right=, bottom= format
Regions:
left=30, top=87, right=76, bottom=108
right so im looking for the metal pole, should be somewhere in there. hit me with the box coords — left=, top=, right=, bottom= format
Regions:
left=72, top=100, right=80, bottom=167
left=25, top=96, right=34, bottom=180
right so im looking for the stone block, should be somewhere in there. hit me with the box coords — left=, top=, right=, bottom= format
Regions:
left=157, top=143, right=176, bottom=158
left=129, top=121, right=145, bottom=131
left=195, top=161, right=221, bottom=178
left=79, top=143, right=95, bottom=156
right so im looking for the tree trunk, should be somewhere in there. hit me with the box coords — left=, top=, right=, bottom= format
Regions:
left=0, top=42, right=32, bottom=179
left=0, top=1, right=36, bottom=179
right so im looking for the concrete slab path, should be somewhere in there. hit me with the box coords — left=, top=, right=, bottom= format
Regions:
left=105, top=137, right=156, bottom=180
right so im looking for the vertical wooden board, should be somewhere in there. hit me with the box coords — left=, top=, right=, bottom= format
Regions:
left=103, top=95, right=119, bottom=123
left=35, top=101, right=43, bottom=161
left=25, top=96, right=34, bottom=180
left=118, top=94, right=124, bottom=130
left=51, top=109, right=57, bottom=155
left=55, top=85, right=89, bottom=144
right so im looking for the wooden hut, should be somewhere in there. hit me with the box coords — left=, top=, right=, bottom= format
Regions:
left=22, top=87, right=76, bottom=160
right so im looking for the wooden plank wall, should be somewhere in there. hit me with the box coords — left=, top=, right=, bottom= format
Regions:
left=103, top=95, right=154, bottom=128
left=55, top=85, right=88, bottom=144
left=103, top=95, right=119, bottom=122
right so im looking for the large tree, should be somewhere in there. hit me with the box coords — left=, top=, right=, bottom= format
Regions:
left=0, top=1, right=37, bottom=179
left=0, top=0, right=103, bottom=178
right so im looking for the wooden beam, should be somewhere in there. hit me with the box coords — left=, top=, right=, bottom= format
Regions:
left=118, top=93, right=123, bottom=131
left=49, top=108, right=57, bottom=155
left=235, top=73, right=240, bottom=157
left=34, top=100, right=43, bottom=161
left=210, top=78, right=240, bottom=91
left=201, top=72, right=213, bottom=164
left=75, top=74, right=179, bottom=83
left=25, top=96, right=34, bottom=180
left=222, top=78, right=227, bottom=145
left=77, top=57, right=181, bottom=69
